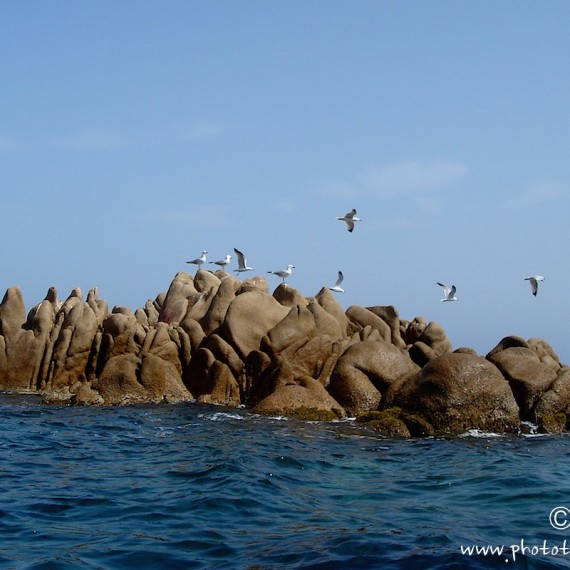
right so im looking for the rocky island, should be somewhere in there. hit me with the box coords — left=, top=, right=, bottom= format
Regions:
left=0, top=270, right=567, bottom=436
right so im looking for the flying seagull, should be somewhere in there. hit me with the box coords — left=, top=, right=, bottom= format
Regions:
left=268, top=264, right=295, bottom=283
left=233, top=248, right=253, bottom=273
left=524, top=275, right=545, bottom=297
left=329, top=271, right=345, bottom=293
left=210, top=254, right=232, bottom=272
left=337, top=208, right=361, bottom=232
left=437, top=282, right=458, bottom=302
left=186, top=250, right=207, bottom=267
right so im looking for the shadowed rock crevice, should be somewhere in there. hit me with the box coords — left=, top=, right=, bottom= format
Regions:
left=0, top=273, right=568, bottom=436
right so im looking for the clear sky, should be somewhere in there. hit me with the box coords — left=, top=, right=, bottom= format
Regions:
left=2, top=1, right=570, bottom=362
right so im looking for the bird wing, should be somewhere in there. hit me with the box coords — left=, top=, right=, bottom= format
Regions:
left=334, top=271, right=344, bottom=287
left=449, top=285, right=456, bottom=298
left=233, top=248, right=246, bottom=269
left=345, top=219, right=355, bottom=232
left=437, top=282, right=451, bottom=297
left=529, top=278, right=538, bottom=296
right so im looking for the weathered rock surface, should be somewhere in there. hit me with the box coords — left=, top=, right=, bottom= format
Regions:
left=395, top=353, right=520, bottom=435
left=328, top=341, right=419, bottom=415
left=1, top=273, right=569, bottom=436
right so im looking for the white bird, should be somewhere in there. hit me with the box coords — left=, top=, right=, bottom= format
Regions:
left=524, top=275, right=545, bottom=297
left=337, top=208, right=361, bottom=232
left=186, top=250, right=207, bottom=267
left=210, top=254, right=232, bottom=272
left=329, top=271, right=345, bottom=293
left=268, top=264, right=295, bottom=283
left=437, top=282, right=458, bottom=302
left=233, top=248, right=253, bottom=273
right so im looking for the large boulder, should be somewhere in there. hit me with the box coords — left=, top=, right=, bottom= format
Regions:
left=184, top=333, right=245, bottom=405
left=220, top=291, right=289, bottom=360
left=314, top=287, right=350, bottom=336
left=328, top=340, right=419, bottom=415
left=184, top=270, right=221, bottom=321
left=272, top=284, right=308, bottom=308
left=159, top=272, right=200, bottom=324
left=92, top=352, right=191, bottom=405
left=486, top=337, right=559, bottom=420
left=366, top=305, right=405, bottom=348
left=0, top=286, right=49, bottom=390
left=98, top=308, right=141, bottom=364
left=196, top=360, right=241, bottom=407
left=199, top=275, right=241, bottom=335
left=534, top=367, right=570, bottom=432
left=45, top=296, right=100, bottom=390
left=396, top=352, right=520, bottom=435
left=93, top=354, right=148, bottom=405
left=345, top=305, right=392, bottom=343
left=251, top=366, right=345, bottom=421
left=307, top=299, right=344, bottom=341
left=406, top=319, right=452, bottom=366
left=183, top=344, right=241, bottom=407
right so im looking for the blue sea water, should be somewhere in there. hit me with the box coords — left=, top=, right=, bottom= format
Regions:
left=1, top=394, right=570, bottom=569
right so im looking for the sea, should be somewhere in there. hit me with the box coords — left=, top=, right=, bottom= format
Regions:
left=1, top=393, right=570, bottom=570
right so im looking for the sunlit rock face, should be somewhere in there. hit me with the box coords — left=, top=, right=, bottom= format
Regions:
left=1, top=273, right=569, bottom=436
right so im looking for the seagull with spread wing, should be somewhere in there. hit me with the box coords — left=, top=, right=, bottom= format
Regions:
left=337, top=208, right=361, bottom=233
left=437, top=282, right=458, bottom=302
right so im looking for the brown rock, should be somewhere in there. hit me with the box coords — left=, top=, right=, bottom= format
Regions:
left=402, top=316, right=427, bottom=345
left=487, top=345, right=558, bottom=419
left=140, top=353, right=192, bottom=404
left=251, top=374, right=345, bottom=420
left=0, top=287, right=48, bottom=390
left=263, top=304, right=318, bottom=355
left=184, top=269, right=221, bottom=322
left=272, top=284, right=308, bottom=308
left=534, top=367, right=570, bottom=429
left=486, top=335, right=531, bottom=357
left=139, top=322, right=182, bottom=375
left=0, top=286, right=28, bottom=338
left=237, top=276, right=269, bottom=295
left=86, top=287, right=109, bottom=325
left=345, top=305, right=392, bottom=343
left=366, top=305, right=405, bottom=348
left=244, top=350, right=273, bottom=403
left=528, top=338, right=562, bottom=369
left=46, top=298, right=100, bottom=390
left=328, top=340, right=419, bottom=415
left=196, top=360, right=241, bottom=407
left=307, top=299, right=344, bottom=341
left=93, top=354, right=147, bottom=405
left=356, top=408, right=435, bottom=438
left=396, top=353, right=520, bottom=435
left=418, top=321, right=451, bottom=353
left=99, top=309, right=141, bottom=363
left=314, top=287, right=350, bottom=336
left=408, top=342, right=438, bottom=367
left=72, top=382, right=105, bottom=406
left=184, top=345, right=240, bottom=406
left=184, top=347, right=216, bottom=395
left=454, top=347, right=479, bottom=356
left=406, top=320, right=452, bottom=366
left=159, top=272, right=200, bottom=324
left=178, top=314, right=206, bottom=352
left=199, top=275, right=241, bottom=335
left=220, top=290, right=289, bottom=360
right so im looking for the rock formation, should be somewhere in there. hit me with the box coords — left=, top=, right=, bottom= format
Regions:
left=1, top=270, right=569, bottom=436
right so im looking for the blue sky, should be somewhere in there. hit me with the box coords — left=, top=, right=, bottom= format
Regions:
left=2, top=1, right=570, bottom=361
